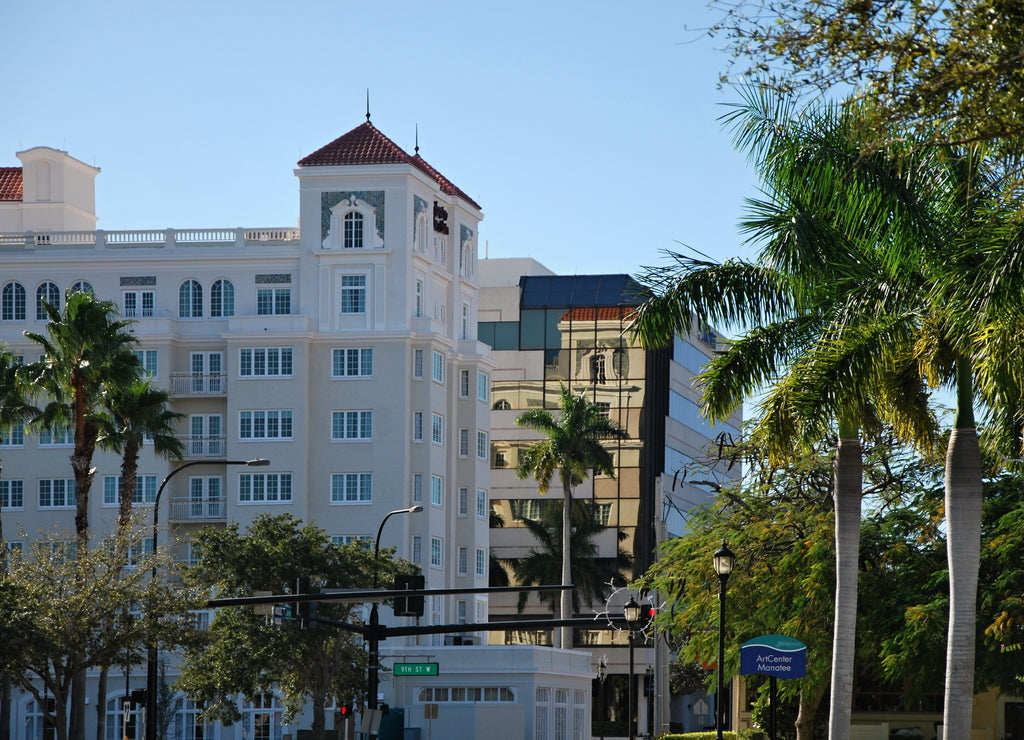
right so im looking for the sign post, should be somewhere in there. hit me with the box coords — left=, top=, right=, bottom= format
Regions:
left=740, top=635, right=807, bottom=740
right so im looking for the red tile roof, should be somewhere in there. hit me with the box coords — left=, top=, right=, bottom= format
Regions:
left=0, top=167, right=23, bottom=202
left=560, top=307, right=638, bottom=322
left=298, top=122, right=480, bottom=210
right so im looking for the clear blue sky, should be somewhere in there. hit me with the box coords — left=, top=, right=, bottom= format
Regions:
left=2, top=0, right=757, bottom=279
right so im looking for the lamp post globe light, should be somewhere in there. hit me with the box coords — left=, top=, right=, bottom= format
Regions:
left=146, top=458, right=270, bottom=740
left=624, top=595, right=642, bottom=740
left=713, top=542, right=736, bottom=740
left=367, top=506, right=423, bottom=711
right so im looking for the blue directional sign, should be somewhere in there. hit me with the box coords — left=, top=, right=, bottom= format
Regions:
left=740, top=635, right=807, bottom=679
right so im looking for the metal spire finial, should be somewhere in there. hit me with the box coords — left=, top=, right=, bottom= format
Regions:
left=415, top=124, right=420, bottom=155
left=366, top=90, right=371, bottom=122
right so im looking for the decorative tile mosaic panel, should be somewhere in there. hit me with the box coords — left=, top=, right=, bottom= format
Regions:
left=120, top=276, right=157, bottom=286
left=321, top=191, right=385, bottom=242
left=255, top=274, right=292, bottom=284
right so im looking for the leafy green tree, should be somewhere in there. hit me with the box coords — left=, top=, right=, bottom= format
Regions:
left=506, top=501, right=632, bottom=617
left=706, top=0, right=1024, bottom=150
left=0, top=532, right=199, bottom=740
left=515, top=385, right=628, bottom=649
left=97, top=379, right=184, bottom=531
left=640, top=433, right=942, bottom=740
left=180, top=514, right=417, bottom=740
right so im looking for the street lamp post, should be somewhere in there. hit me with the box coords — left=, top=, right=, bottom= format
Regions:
left=713, top=542, right=736, bottom=740
left=145, top=458, right=269, bottom=740
left=597, top=656, right=607, bottom=740
left=623, top=595, right=642, bottom=740
left=367, top=506, right=423, bottom=711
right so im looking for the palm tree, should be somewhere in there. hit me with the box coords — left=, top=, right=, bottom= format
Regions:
left=515, top=385, right=628, bottom=648
left=21, top=291, right=140, bottom=740
left=507, top=501, right=632, bottom=617
left=97, top=377, right=184, bottom=532
left=630, top=90, right=950, bottom=739
left=23, top=291, right=140, bottom=548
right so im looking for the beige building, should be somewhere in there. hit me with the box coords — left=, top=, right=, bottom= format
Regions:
left=0, top=125, right=493, bottom=739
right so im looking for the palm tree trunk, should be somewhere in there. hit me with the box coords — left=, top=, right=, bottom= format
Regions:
left=559, top=481, right=573, bottom=650
left=828, top=433, right=862, bottom=740
left=943, top=425, right=982, bottom=737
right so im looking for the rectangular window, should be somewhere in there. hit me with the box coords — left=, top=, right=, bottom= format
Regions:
left=0, top=423, right=24, bottom=447
left=459, top=369, right=470, bottom=398
left=412, top=473, right=423, bottom=503
left=238, top=473, right=292, bottom=503
left=458, top=488, right=469, bottom=517
left=430, top=536, right=443, bottom=569
left=476, top=489, right=488, bottom=519
left=330, top=473, right=372, bottom=503
left=332, top=411, right=372, bottom=440
left=0, top=480, right=24, bottom=509
left=477, top=431, right=488, bottom=460
left=477, top=371, right=489, bottom=402
left=39, top=426, right=73, bottom=446
left=39, top=479, right=76, bottom=508
left=122, top=290, right=155, bottom=318
left=240, top=410, right=294, bottom=440
left=189, top=476, right=223, bottom=518
left=413, top=349, right=424, bottom=379
left=459, top=429, right=469, bottom=457
left=239, top=348, right=293, bottom=377
left=340, top=275, right=366, bottom=314
left=457, top=600, right=467, bottom=624
left=413, top=412, right=423, bottom=442
left=457, top=547, right=468, bottom=575
left=103, top=475, right=158, bottom=505
left=431, top=475, right=443, bottom=507
left=332, top=348, right=373, bottom=377
left=476, top=547, right=487, bottom=577
left=190, top=414, right=223, bottom=456
left=257, top=287, right=291, bottom=315
left=132, top=349, right=159, bottom=376
left=431, top=413, right=444, bottom=445
left=412, top=535, right=422, bottom=565
left=415, top=280, right=424, bottom=317
left=432, top=351, right=444, bottom=383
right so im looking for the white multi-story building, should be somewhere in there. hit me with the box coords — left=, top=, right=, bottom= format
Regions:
left=0, top=122, right=493, bottom=735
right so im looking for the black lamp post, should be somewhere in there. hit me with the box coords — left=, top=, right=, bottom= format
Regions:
left=367, top=505, right=423, bottom=711
left=597, top=656, right=607, bottom=740
left=713, top=542, right=736, bottom=740
left=624, top=595, right=642, bottom=740
left=145, top=458, right=269, bottom=740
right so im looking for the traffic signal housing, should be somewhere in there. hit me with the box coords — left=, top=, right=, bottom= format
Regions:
left=393, top=574, right=425, bottom=617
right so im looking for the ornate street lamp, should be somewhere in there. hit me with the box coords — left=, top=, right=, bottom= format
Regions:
left=713, top=542, right=736, bottom=740
left=624, top=596, right=642, bottom=740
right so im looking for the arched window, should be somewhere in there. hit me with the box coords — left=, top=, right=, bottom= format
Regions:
left=105, top=696, right=141, bottom=740
left=36, top=282, right=60, bottom=320
left=344, top=211, right=364, bottom=249
left=26, top=697, right=57, bottom=740
left=211, top=279, right=234, bottom=317
left=179, top=280, right=203, bottom=318
left=2, top=282, right=25, bottom=321
left=242, top=694, right=283, bottom=740
left=70, top=280, right=94, bottom=295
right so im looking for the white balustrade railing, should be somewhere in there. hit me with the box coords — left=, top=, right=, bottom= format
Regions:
left=166, top=498, right=225, bottom=522
left=0, top=227, right=300, bottom=249
left=170, top=374, right=227, bottom=395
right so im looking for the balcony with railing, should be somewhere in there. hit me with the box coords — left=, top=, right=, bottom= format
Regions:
left=166, top=497, right=225, bottom=523
left=0, top=227, right=300, bottom=250
left=170, top=374, right=227, bottom=396
left=181, top=437, right=226, bottom=458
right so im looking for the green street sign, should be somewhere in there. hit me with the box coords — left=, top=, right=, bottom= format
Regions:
left=393, top=662, right=439, bottom=676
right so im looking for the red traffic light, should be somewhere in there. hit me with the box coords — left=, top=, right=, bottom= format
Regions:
left=338, top=704, right=351, bottom=717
